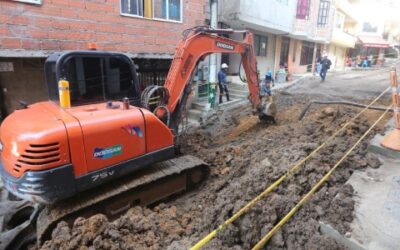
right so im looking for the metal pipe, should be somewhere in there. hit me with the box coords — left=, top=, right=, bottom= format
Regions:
left=299, top=100, right=393, bottom=120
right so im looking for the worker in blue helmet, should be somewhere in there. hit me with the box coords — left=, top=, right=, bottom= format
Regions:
left=262, top=70, right=274, bottom=97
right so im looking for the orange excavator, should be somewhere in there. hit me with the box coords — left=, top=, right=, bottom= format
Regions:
left=0, top=26, right=276, bottom=246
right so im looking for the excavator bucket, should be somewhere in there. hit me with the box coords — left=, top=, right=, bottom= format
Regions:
left=258, top=97, right=277, bottom=124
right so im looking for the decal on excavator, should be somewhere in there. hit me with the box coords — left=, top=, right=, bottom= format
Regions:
left=122, top=125, right=143, bottom=138
left=216, top=42, right=234, bottom=50
left=93, top=145, right=122, bottom=159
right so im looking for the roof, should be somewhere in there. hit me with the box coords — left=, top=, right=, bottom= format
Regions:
left=358, top=35, right=390, bottom=48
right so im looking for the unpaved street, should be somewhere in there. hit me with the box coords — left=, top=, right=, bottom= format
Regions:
left=40, top=69, right=392, bottom=250
left=287, top=69, right=391, bottom=99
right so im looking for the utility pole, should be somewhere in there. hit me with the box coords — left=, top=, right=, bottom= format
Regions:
left=209, top=0, right=218, bottom=84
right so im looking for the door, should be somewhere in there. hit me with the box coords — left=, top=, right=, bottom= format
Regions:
left=71, top=104, right=146, bottom=173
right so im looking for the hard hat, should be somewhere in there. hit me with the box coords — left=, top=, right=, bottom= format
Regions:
left=221, top=63, right=229, bottom=69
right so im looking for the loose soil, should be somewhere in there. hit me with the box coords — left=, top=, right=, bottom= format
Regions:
left=40, top=93, right=390, bottom=250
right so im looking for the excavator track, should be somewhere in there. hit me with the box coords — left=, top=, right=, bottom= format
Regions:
left=36, top=154, right=209, bottom=245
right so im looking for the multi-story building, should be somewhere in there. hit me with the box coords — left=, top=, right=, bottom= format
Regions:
left=0, top=0, right=206, bottom=115
left=348, top=0, right=389, bottom=63
left=218, top=0, right=354, bottom=77
left=328, top=0, right=358, bottom=69
left=219, top=0, right=296, bottom=77
left=290, top=0, right=335, bottom=73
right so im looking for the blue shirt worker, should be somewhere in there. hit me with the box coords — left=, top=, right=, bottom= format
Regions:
left=218, top=63, right=230, bottom=104
left=319, top=54, right=332, bottom=82
left=262, top=71, right=274, bottom=96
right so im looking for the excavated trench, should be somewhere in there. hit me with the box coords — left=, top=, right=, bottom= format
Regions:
left=10, top=93, right=391, bottom=249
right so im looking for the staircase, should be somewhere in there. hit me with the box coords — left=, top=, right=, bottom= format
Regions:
left=185, top=82, right=249, bottom=127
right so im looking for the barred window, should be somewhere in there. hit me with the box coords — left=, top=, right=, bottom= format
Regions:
left=318, top=0, right=330, bottom=26
left=254, top=35, right=268, bottom=57
left=296, top=0, right=310, bottom=19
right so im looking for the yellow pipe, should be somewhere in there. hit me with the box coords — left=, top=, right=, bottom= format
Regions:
left=252, top=104, right=392, bottom=250
left=58, top=79, right=71, bottom=109
left=190, top=87, right=390, bottom=250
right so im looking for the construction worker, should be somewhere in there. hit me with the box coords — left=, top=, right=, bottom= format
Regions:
left=319, top=53, right=332, bottom=82
left=218, top=63, right=230, bottom=104
left=262, top=70, right=274, bottom=96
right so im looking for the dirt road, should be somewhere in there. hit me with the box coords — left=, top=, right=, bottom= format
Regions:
left=287, top=68, right=391, bottom=99
left=39, top=70, right=392, bottom=250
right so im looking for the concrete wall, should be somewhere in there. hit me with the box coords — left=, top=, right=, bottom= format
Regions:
left=255, top=32, right=276, bottom=76
left=219, top=0, right=296, bottom=34
left=328, top=44, right=346, bottom=70
left=291, top=39, right=310, bottom=74
left=227, top=31, right=275, bottom=79
left=238, top=0, right=295, bottom=33
left=0, top=58, right=47, bottom=115
left=0, top=0, right=206, bottom=54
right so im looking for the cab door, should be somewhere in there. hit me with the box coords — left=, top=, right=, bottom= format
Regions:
left=71, top=104, right=146, bottom=173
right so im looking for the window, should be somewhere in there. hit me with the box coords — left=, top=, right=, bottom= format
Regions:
left=63, top=57, right=136, bottom=106
left=296, top=0, right=310, bottom=19
left=13, top=0, right=42, bottom=4
left=121, top=0, right=144, bottom=17
left=300, top=41, right=315, bottom=66
left=362, top=22, right=378, bottom=33
left=121, top=0, right=181, bottom=21
left=153, top=0, right=182, bottom=22
left=335, top=12, right=345, bottom=30
left=317, top=0, right=330, bottom=26
left=254, top=35, right=268, bottom=57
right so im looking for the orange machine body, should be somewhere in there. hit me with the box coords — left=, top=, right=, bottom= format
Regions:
left=1, top=100, right=174, bottom=203
left=1, top=101, right=173, bottom=179
left=0, top=27, right=266, bottom=204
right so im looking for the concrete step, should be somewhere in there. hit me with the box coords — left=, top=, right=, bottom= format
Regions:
left=191, top=98, right=245, bottom=111
left=230, top=93, right=248, bottom=100
left=191, top=101, right=209, bottom=110
left=186, top=109, right=202, bottom=121
left=216, top=98, right=246, bottom=109
left=229, top=89, right=248, bottom=97
left=229, top=83, right=248, bottom=91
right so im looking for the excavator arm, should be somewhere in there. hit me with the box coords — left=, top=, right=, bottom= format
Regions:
left=157, top=27, right=276, bottom=131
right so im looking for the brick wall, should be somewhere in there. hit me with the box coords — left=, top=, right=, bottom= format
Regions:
left=0, top=0, right=207, bottom=54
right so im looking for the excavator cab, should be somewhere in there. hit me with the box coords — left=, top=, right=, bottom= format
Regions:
left=44, top=51, right=141, bottom=107
left=0, top=51, right=176, bottom=204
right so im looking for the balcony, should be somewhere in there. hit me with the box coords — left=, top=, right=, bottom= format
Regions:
left=219, top=0, right=295, bottom=34
left=335, top=0, right=360, bottom=22
left=331, top=28, right=357, bottom=48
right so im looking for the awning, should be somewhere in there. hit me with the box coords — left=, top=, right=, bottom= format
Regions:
left=358, top=35, right=390, bottom=48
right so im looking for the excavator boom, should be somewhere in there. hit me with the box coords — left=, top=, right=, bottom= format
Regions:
left=144, top=27, right=276, bottom=131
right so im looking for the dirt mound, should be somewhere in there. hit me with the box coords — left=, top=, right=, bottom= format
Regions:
left=41, top=95, right=386, bottom=250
